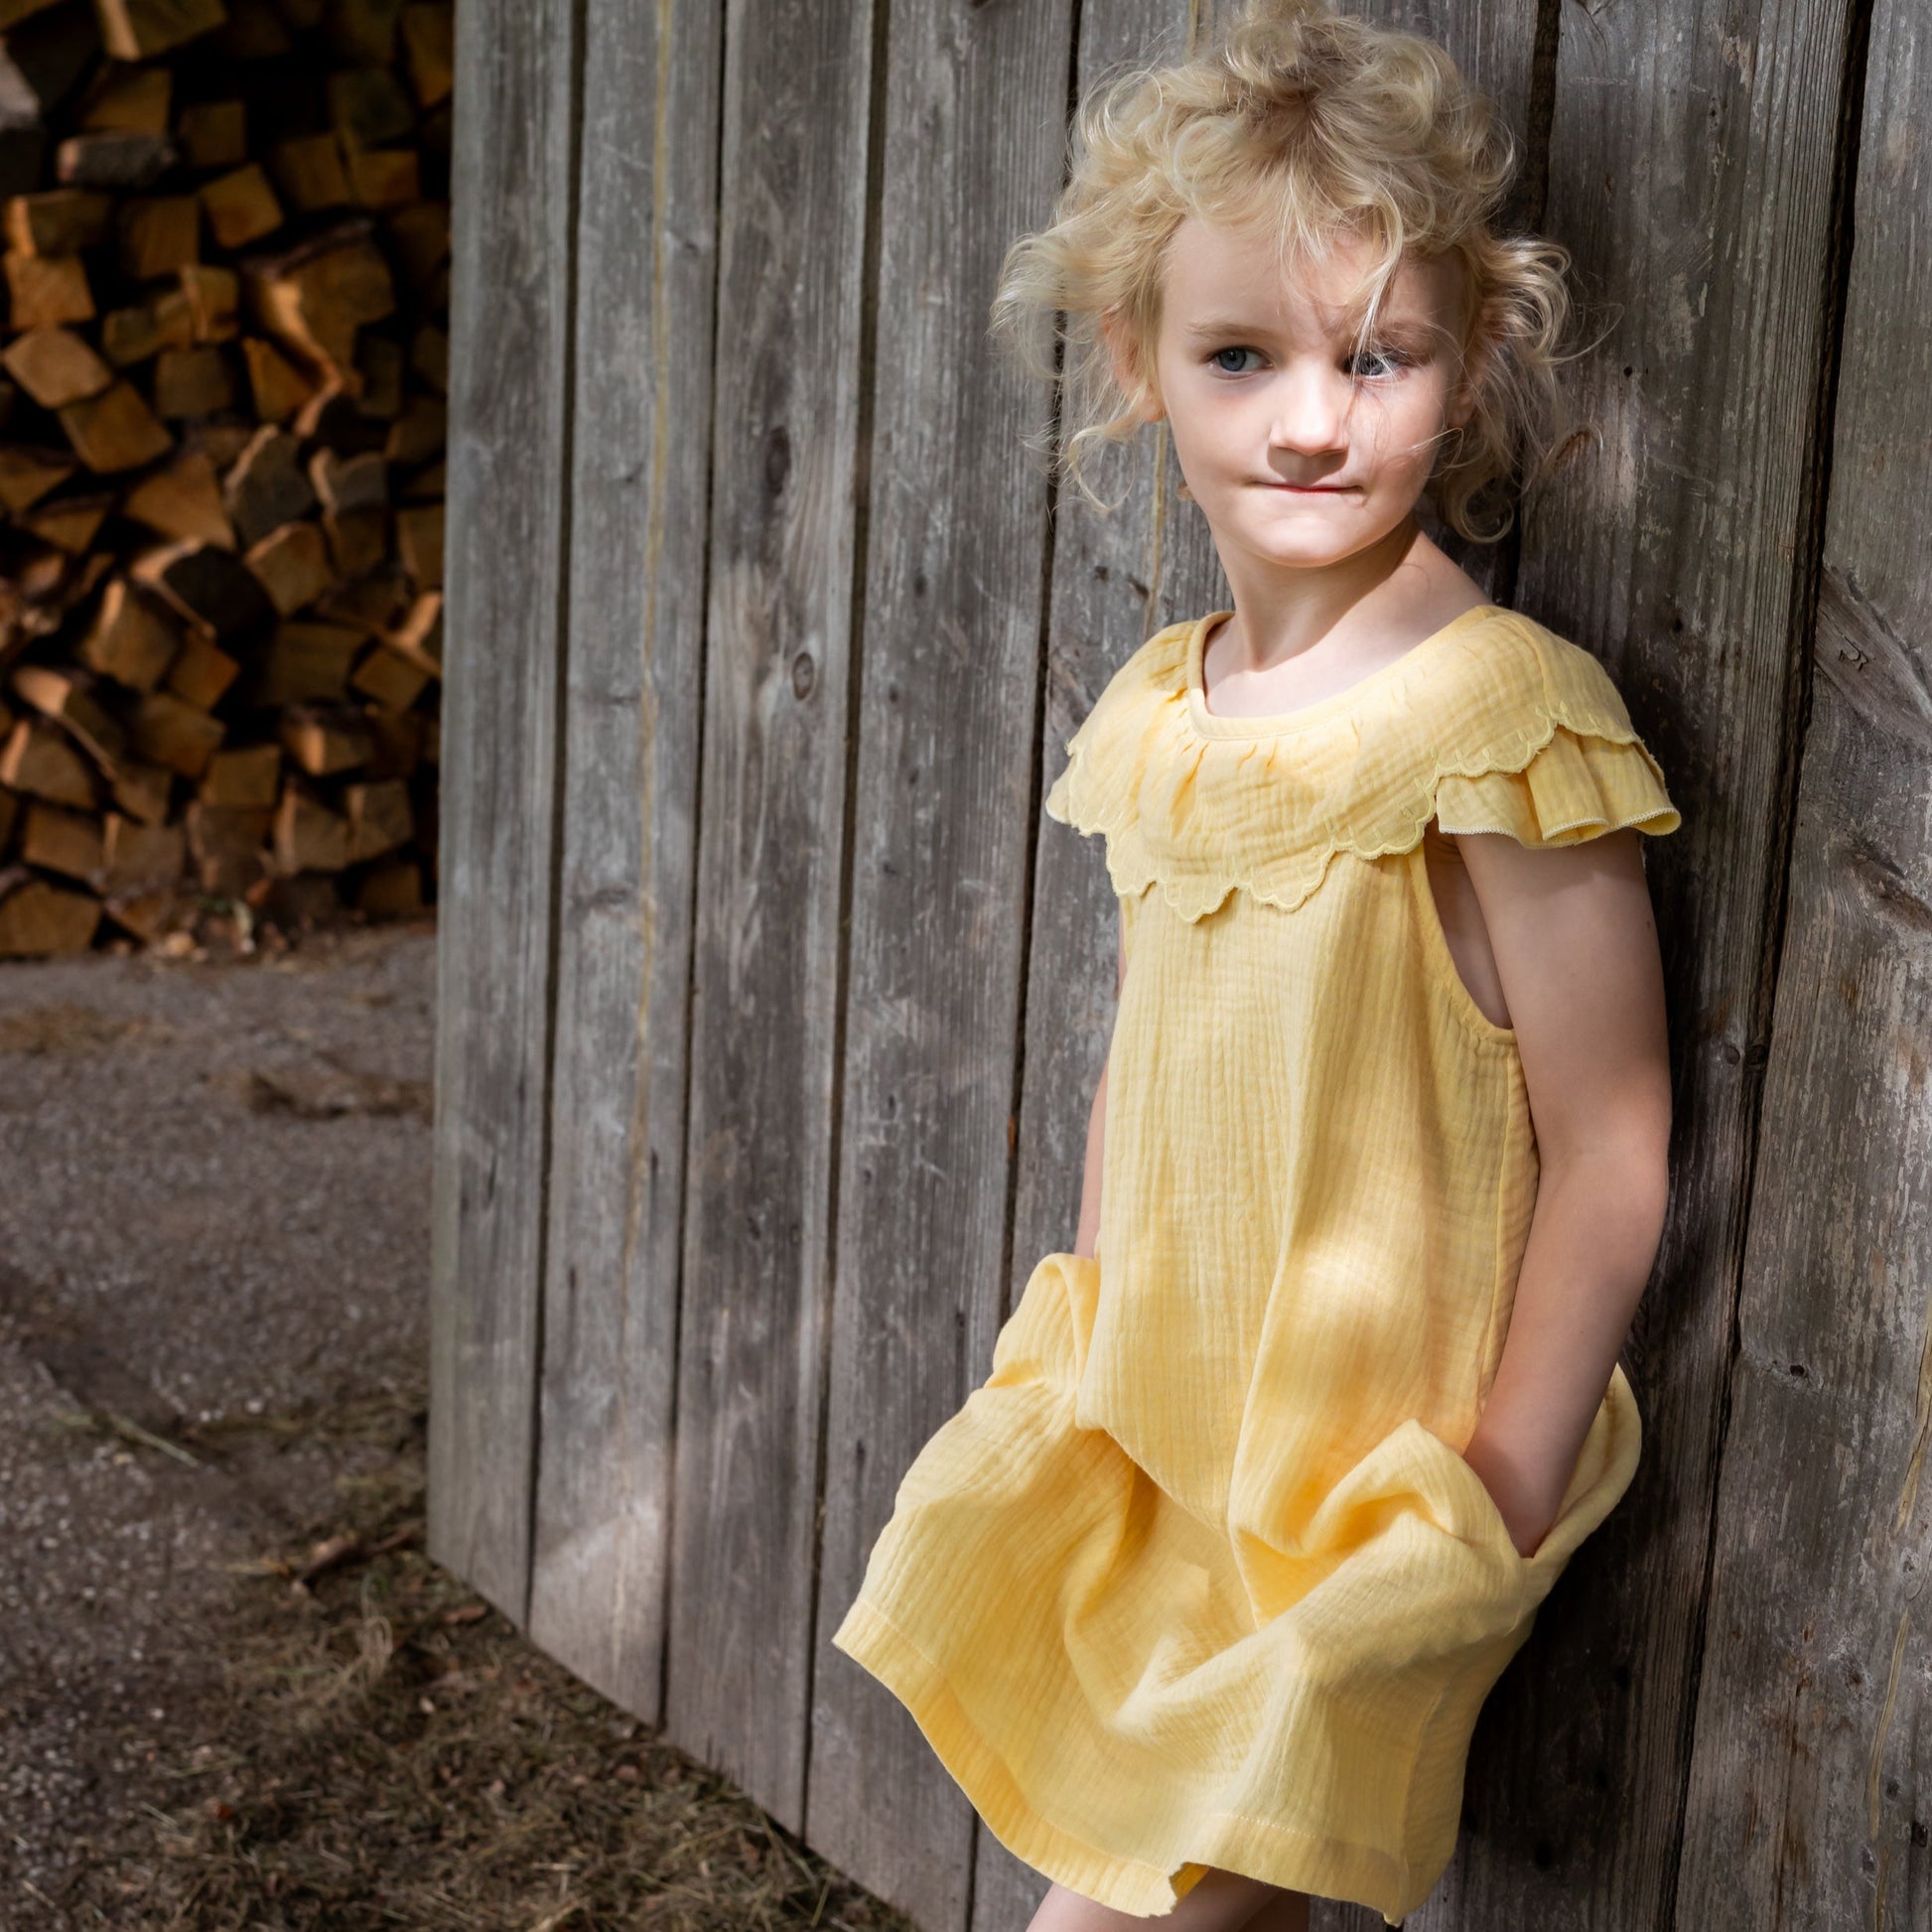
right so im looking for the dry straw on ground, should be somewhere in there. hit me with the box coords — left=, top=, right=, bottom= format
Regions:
left=56, top=1385, right=917, bottom=1932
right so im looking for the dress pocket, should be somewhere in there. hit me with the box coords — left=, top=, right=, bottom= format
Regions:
left=1404, top=1420, right=1538, bottom=1572
left=985, top=1251, right=1102, bottom=1398
left=1403, top=1362, right=1646, bottom=1606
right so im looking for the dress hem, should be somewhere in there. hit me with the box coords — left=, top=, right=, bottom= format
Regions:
left=830, top=1591, right=1424, bottom=1926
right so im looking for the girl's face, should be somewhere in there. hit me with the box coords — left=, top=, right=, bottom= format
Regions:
left=1132, top=216, right=1474, bottom=581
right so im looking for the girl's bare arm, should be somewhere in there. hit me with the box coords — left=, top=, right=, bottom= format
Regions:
left=1072, top=906, right=1129, bottom=1259
left=1455, top=826, right=1674, bottom=1556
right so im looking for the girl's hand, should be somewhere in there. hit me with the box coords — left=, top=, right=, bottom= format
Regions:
left=1457, top=1430, right=1557, bottom=1561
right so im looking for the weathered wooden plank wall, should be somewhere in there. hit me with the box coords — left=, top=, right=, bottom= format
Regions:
left=431, top=0, right=1926, bottom=1925
left=1676, top=0, right=1929, bottom=1922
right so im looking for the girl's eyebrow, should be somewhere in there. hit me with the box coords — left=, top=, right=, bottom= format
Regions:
left=1180, top=313, right=1438, bottom=345
left=1180, top=316, right=1279, bottom=342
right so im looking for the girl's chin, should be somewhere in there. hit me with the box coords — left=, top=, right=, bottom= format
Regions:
left=1217, top=524, right=1387, bottom=570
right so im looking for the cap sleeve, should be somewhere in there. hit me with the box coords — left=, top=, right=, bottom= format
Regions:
left=1432, top=635, right=1682, bottom=848
left=1041, top=628, right=1188, bottom=840
left=1433, top=726, right=1681, bottom=846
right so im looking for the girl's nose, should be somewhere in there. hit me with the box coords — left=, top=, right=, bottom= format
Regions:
left=1266, top=365, right=1350, bottom=458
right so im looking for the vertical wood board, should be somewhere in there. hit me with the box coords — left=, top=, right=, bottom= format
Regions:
left=527, top=0, right=726, bottom=1725
left=429, top=0, right=582, bottom=1622
left=805, top=0, right=1078, bottom=1924
left=662, top=0, right=879, bottom=1835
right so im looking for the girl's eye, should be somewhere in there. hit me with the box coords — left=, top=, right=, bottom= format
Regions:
left=1349, top=345, right=1413, bottom=379
left=1207, top=345, right=1415, bottom=378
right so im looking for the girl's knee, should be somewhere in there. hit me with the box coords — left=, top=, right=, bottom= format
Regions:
left=1027, top=1870, right=1309, bottom=1932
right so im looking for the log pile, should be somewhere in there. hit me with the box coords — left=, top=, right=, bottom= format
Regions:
left=0, top=0, right=451, bottom=956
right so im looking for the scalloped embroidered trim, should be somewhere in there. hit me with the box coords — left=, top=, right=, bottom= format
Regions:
left=1049, top=706, right=1678, bottom=923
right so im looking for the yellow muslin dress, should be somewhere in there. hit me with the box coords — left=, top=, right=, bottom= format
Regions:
left=829, top=602, right=1681, bottom=1923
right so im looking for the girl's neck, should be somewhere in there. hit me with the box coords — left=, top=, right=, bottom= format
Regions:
left=1207, top=519, right=1486, bottom=674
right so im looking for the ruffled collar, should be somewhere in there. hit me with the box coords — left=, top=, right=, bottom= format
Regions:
left=1042, top=606, right=1672, bottom=920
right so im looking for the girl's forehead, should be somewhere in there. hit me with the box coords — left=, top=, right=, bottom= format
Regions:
left=1162, top=217, right=1452, bottom=328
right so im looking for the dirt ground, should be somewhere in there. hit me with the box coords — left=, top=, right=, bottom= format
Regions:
left=0, top=922, right=914, bottom=1932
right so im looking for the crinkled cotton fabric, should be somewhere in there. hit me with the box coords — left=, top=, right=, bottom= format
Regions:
left=831, top=604, right=1681, bottom=1923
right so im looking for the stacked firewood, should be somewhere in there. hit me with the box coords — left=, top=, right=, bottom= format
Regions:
left=0, top=0, right=451, bottom=955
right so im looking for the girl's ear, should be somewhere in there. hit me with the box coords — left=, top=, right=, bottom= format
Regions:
left=1445, top=302, right=1497, bottom=434
left=1100, top=306, right=1166, bottom=424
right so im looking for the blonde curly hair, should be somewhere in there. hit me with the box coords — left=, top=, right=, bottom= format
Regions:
left=987, top=0, right=1587, bottom=544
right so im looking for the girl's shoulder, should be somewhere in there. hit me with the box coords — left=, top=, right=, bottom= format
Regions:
left=1418, top=605, right=1652, bottom=738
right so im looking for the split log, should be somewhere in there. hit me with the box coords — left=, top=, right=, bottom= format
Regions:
left=100, top=285, right=195, bottom=362
left=1, top=716, right=95, bottom=803
left=77, top=66, right=172, bottom=136
left=109, top=757, right=170, bottom=822
left=4, top=247, right=92, bottom=325
left=185, top=796, right=269, bottom=891
left=399, top=3, right=452, bottom=108
left=11, top=661, right=126, bottom=763
left=126, top=686, right=222, bottom=776
left=178, top=263, right=237, bottom=341
left=122, top=445, right=236, bottom=546
left=2, top=322, right=112, bottom=405
left=162, top=629, right=237, bottom=709
left=0, top=442, right=74, bottom=508
left=130, top=536, right=273, bottom=639
left=200, top=159, right=279, bottom=246
left=20, top=797, right=104, bottom=880
left=197, top=739, right=277, bottom=805
left=176, top=97, right=244, bottom=169
left=76, top=578, right=179, bottom=688
left=239, top=333, right=313, bottom=418
left=59, top=377, right=171, bottom=469
left=270, top=774, right=347, bottom=871
left=251, top=616, right=360, bottom=703
left=326, top=66, right=412, bottom=151
left=394, top=498, right=439, bottom=584
left=343, top=772, right=409, bottom=860
left=222, top=422, right=313, bottom=542
left=0, top=871, right=100, bottom=954
left=152, top=342, right=237, bottom=416
left=100, top=812, right=184, bottom=893
left=243, top=516, right=332, bottom=612
left=116, top=193, right=199, bottom=277
left=278, top=699, right=370, bottom=774
left=55, top=130, right=178, bottom=190
left=266, top=130, right=348, bottom=211
left=19, top=488, right=110, bottom=549
left=3, top=187, right=111, bottom=254
left=94, top=0, right=230, bottom=63
left=245, top=218, right=393, bottom=389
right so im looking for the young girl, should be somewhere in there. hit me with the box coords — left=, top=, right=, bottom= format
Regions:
left=830, top=4, right=1680, bottom=1927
